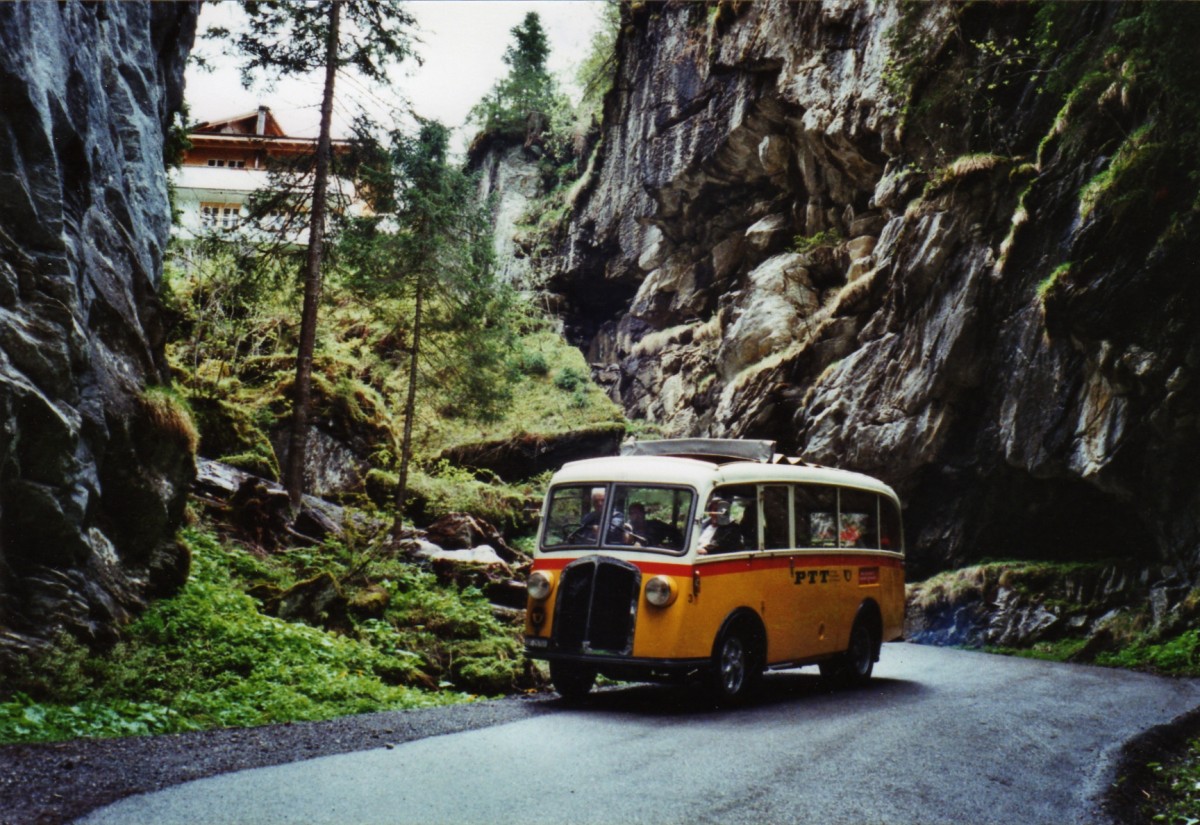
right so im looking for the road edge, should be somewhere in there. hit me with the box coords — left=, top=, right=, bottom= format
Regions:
left=1101, top=702, right=1200, bottom=824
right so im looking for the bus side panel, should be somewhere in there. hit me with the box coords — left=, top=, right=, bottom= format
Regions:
left=797, top=553, right=906, bottom=653
left=881, top=562, right=906, bottom=641
left=765, top=553, right=842, bottom=662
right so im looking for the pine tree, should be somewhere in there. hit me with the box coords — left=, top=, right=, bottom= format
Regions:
left=209, top=1, right=415, bottom=508
left=468, top=12, right=560, bottom=140
left=339, top=121, right=517, bottom=537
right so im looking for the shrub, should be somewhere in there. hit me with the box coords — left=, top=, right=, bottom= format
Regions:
left=518, top=349, right=550, bottom=376
left=554, top=366, right=587, bottom=392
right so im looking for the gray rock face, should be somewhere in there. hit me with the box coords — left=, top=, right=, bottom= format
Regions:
left=475, top=141, right=544, bottom=289
left=546, top=1, right=1200, bottom=579
left=0, top=1, right=199, bottom=658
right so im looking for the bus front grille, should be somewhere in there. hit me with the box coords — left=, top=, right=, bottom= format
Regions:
left=553, top=556, right=640, bottom=656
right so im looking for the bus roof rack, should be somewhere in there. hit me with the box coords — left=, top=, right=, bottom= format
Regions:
left=620, top=438, right=798, bottom=464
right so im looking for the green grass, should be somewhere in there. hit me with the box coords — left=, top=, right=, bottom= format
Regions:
left=1095, top=630, right=1200, bottom=676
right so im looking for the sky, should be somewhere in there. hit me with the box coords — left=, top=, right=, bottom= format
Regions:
left=186, top=1, right=606, bottom=154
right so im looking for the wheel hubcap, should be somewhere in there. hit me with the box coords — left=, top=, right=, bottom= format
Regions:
left=720, top=636, right=746, bottom=694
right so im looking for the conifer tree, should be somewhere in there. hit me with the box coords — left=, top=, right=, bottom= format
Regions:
left=209, top=1, right=415, bottom=508
left=340, top=121, right=516, bottom=537
left=469, top=12, right=560, bottom=140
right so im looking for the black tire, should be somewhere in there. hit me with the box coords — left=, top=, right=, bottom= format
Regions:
left=709, top=623, right=761, bottom=704
left=819, top=617, right=876, bottom=688
left=550, top=661, right=597, bottom=701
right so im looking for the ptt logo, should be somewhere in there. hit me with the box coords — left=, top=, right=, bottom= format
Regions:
left=794, top=569, right=853, bottom=585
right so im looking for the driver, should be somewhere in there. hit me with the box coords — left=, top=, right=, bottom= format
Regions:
left=577, top=487, right=606, bottom=540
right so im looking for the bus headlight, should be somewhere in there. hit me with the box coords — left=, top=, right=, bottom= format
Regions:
left=527, top=570, right=555, bottom=601
left=645, top=575, right=677, bottom=607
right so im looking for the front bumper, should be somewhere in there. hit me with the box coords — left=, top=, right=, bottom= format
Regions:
left=524, top=643, right=710, bottom=679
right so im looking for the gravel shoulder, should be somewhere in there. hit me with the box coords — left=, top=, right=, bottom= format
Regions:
left=0, top=695, right=553, bottom=825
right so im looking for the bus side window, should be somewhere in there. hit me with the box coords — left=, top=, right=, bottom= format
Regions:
left=761, top=485, right=790, bottom=550
left=879, top=496, right=903, bottom=553
left=794, top=484, right=837, bottom=548
left=839, top=488, right=878, bottom=549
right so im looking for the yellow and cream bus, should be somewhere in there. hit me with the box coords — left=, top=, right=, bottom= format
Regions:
left=523, top=439, right=905, bottom=702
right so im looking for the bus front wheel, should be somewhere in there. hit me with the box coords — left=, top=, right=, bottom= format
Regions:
left=709, top=623, right=761, bottom=704
left=820, top=617, right=875, bottom=688
left=550, top=661, right=596, bottom=701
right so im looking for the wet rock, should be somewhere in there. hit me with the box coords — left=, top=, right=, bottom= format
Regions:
left=420, top=545, right=514, bottom=592
left=0, top=1, right=200, bottom=662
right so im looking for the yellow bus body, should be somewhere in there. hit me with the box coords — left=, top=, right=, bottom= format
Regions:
left=524, top=443, right=905, bottom=698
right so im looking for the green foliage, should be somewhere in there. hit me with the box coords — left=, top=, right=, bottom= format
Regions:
left=792, top=229, right=843, bottom=255
left=575, top=2, right=621, bottom=119
left=0, top=528, right=470, bottom=744
left=553, top=365, right=587, bottom=392
left=1036, top=262, right=1072, bottom=304
left=1142, top=736, right=1200, bottom=824
left=1095, top=630, right=1200, bottom=676
left=407, top=460, right=536, bottom=530
left=207, top=1, right=415, bottom=88
left=883, top=4, right=1080, bottom=160
left=518, top=350, right=550, bottom=377
left=138, top=384, right=199, bottom=457
left=468, top=12, right=563, bottom=139
left=163, top=241, right=621, bottom=502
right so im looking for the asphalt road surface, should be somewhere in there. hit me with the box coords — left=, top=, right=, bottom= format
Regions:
left=79, top=644, right=1200, bottom=825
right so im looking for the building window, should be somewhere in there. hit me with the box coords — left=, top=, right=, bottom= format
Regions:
left=200, top=202, right=242, bottom=230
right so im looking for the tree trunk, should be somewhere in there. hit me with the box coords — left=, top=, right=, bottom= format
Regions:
left=285, top=0, right=341, bottom=509
left=392, top=275, right=422, bottom=539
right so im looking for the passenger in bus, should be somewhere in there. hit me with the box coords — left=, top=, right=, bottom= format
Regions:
left=624, top=502, right=678, bottom=548
left=697, top=497, right=746, bottom=554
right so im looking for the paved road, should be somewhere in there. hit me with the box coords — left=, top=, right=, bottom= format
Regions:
left=79, top=644, right=1200, bottom=824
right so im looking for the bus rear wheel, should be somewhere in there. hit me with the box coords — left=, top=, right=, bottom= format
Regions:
left=819, top=617, right=875, bottom=688
left=550, top=661, right=597, bottom=701
left=709, top=624, right=761, bottom=704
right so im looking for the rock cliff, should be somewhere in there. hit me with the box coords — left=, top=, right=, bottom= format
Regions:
left=0, top=2, right=199, bottom=659
left=544, top=1, right=1200, bottom=580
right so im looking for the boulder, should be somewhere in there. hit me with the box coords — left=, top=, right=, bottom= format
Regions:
left=277, top=572, right=349, bottom=632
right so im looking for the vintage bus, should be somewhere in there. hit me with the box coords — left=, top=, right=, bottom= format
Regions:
left=523, top=439, right=905, bottom=702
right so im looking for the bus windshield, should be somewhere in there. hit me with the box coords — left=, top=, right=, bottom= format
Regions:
left=541, top=484, right=694, bottom=554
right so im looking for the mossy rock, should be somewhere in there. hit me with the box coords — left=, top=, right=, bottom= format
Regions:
left=365, top=468, right=398, bottom=508
left=218, top=450, right=280, bottom=481
left=188, top=395, right=279, bottom=478
left=348, top=585, right=391, bottom=620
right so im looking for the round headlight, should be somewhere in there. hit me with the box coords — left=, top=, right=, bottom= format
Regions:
left=527, top=570, right=554, bottom=601
left=645, top=575, right=676, bottom=607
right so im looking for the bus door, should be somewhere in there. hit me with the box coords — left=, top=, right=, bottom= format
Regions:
left=793, top=483, right=843, bottom=657
left=835, top=487, right=885, bottom=649
left=755, top=484, right=803, bottom=662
